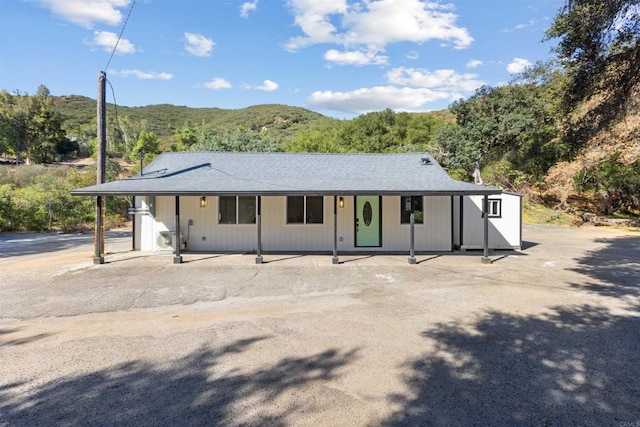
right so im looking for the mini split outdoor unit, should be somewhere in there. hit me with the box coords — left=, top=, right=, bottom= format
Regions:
left=157, top=231, right=187, bottom=250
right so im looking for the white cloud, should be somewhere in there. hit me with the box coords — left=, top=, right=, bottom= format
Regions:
left=204, top=78, right=232, bottom=90
left=466, top=59, right=483, bottom=69
left=256, top=80, right=279, bottom=92
left=87, top=30, right=136, bottom=54
left=112, top=70, right=172, bottom=80
left=323, top=49, right=388, bottom=66
left=501, top=18, right=538, bottom=32
left=507, top=57, right=532, bottom=73
left=286, top=0, right=473, bottom=52
left=285, top=0, right=347, bottom=50
left=32, top=0, right=129, bottom=28
left=308, top=86, right=452, bottom=114
left=184, top=32, right=215, bottom=57
left=406, top=50, right=419, bottom=60
left=308, top=66, right=484, bottom=114
left=240, top=0, right=258, bottom=18
left=386, top=67, right=484, bottom=92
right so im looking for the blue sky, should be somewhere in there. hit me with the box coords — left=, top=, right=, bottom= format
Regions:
left=0, top=0, right=564, bottom=118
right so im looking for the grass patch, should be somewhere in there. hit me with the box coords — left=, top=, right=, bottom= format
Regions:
left=523, top=200, right=576, bottom=226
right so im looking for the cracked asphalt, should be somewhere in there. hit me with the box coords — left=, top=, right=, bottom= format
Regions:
left=1, top=225, right=639, bottom=426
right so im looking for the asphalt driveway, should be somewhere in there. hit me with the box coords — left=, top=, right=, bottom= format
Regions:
left=0, top=225, right=639, bottom=426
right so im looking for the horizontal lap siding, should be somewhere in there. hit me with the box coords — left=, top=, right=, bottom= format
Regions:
left=262, top=196, right=333, bottom=251
left=153, top=196, right=173, bottom=251
left=380, top=196, right=451, bottom=252
left=149, top=195, right=452, bottom=253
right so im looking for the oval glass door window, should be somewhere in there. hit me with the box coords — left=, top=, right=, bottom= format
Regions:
left=363, top=201, right=372, bottom=226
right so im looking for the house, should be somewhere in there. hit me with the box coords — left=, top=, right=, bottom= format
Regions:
left=71, top=152, right=521, bottom=264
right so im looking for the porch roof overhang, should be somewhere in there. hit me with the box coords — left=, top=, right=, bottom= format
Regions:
left=71, top=152, right=501, bottom=197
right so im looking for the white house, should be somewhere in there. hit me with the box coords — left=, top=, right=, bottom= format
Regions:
left=72, top=152, right=521, bottom=264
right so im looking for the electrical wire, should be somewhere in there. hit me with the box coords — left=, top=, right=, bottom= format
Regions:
left=104, top=0, right=136, bottom=71
left=106, top=79, right=122, bottom=140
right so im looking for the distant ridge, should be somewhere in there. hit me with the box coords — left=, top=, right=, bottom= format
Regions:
left=54, top=95, right=333, bottom=145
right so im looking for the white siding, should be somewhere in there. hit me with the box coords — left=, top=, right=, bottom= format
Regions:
left=140, top=195, right=454, bottom=253
left=261, top=196, right=334, bottom=251
left=460, top=194, right=521, bottom=249
left=153, top=196, right=173, bottom=251
left=375, top=196, right=452, bottom=251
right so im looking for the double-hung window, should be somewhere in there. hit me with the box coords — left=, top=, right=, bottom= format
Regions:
left=219, top=196, right=256, bottom=224
left=400, top=196, right=424, bottom=224
left=287, top=196, right=323, bottom=224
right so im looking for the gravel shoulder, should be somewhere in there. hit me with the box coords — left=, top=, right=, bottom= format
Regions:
left=1, top=225, right=639, bottom=426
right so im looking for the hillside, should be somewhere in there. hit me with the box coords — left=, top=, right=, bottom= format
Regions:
left=54, top=95, right=334, bottom=147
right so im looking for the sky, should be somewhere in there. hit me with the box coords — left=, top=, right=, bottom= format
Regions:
left=0, top=0, right=565, bottom=118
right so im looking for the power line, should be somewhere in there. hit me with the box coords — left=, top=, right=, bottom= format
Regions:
left=106, top=78, right=123, bottom=142
left=104, top=0, right=136, bottom=71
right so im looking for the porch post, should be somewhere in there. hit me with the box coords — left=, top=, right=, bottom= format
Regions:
left=332, top=195, right=339, bottom=264
left=131, top=196, right=136, bottom=251
left=482, top=194, right=490, bottom=264
left=408, top=196, right=416, bottom=264
left=256, top=196, right=263, bottom=264
left=174, top=196, right=182, bottom=264
left=93, top=196, right=104, bottom=264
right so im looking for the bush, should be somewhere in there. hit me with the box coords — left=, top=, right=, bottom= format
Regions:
left=0, top=164, right=123, bottom=232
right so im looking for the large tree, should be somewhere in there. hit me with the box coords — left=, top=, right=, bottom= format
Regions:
left=438, top=77, right=562, bottom=183
left=546, top=0, right=640, bottom=137
left=0, top=87, right=66, bottom=164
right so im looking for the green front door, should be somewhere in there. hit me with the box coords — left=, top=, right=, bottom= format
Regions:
left=355, top=195, right=381, bottom=247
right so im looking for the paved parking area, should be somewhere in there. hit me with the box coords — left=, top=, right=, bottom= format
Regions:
left=1, top=225, right=639, bottom=426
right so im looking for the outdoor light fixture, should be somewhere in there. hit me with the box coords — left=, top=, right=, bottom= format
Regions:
left=339, top=196, right=345, bottom=208
left=200, top=196, right=208, bottom=208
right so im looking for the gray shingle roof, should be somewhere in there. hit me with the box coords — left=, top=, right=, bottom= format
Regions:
left=71, top=152, right=501, bottom=196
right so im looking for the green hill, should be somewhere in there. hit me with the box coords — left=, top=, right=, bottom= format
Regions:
left=54, top=95, right=334, bottom=148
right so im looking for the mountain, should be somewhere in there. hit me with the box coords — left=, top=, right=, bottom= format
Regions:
left=54, top=95, right=334, bottom=147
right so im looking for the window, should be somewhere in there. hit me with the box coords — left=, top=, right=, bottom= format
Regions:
left=219, top=196, right=256, bottom=224
left=238, top=196, right=256, bottom=224
left=219, top=196, right=236, bottom=224
left=400, top=196, right=424, bottom=224
left=287, top=196, right=324, bottom=224
left=488, top=198, right=502, bottom=218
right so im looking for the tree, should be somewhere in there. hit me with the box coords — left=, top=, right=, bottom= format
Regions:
left=546, top=0, right=640, bottom=141
left=130, top=131, right=160, bottom=161
left=191, top=128, right=281, bottom=152
left=30, top=89, right=67, bottom=163
left=0, top=87, right=66, bottom=164
left=174, top=120, right=198, bottom=151
left=443, top=80, right=562, bottom=183
left=285, top=119, right=343, bottom=153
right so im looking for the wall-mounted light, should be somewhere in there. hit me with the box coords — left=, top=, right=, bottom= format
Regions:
left=338, top=196, right=345, bottom=208
left=200, top=196, right=208, bottom=208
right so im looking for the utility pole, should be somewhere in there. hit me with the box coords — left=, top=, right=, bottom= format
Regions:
left=94, top=71, right=107, bottom=264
